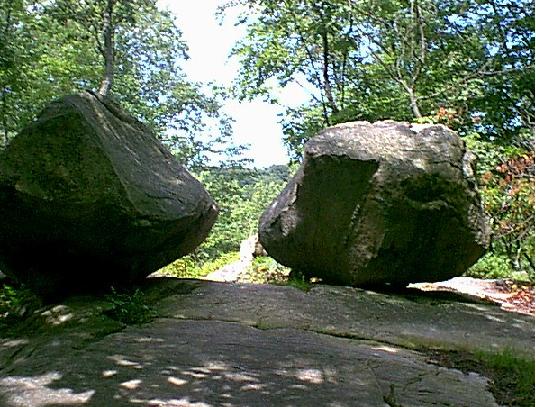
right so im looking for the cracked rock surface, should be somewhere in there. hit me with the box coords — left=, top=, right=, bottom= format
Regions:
left=1, top=278, right=533, bottom=406
left=259, top=121, right=490, bottom=286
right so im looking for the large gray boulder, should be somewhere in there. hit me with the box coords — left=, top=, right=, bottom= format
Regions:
left=259, top=121, right=490, bottom=286
left=0, top=92, right=218, bottom=295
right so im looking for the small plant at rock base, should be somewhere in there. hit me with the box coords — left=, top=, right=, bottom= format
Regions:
left=286, top=270, right=312, bottom=292
left=105, top=287, right=155, bottom=325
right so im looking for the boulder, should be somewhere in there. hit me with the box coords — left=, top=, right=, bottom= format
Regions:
left=0, top=92, right=218, bottom=295
left=259, top=121, right=490, bottom=286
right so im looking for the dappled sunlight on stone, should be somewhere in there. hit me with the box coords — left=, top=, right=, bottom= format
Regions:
left=167, top=376, right=188, bottom=386
left=202, top=361, right=229, bottom=371
left=239, top=383, right=266, bottom=391
left=371, top=345, right=399, bottom=354
left=0, top=372, right=94, bottom=406
left=464, top=304, right=493, bottom=312
left=142, top=397, right=211, bottom=407
left=120, top=379, right=142, bottom=390
left=41, top=305, right=74, bottom=325
left=484, top=314, right=505, bottom=323
left=1, top=339, right=29, bottom=348
left=223, top=372, right=259, bottom=383
left=108, top=354, right=143, bottom=368
left=102, top=370, right=117, bottom=378
left=0, top=281, right=530, bottom=406
left=182, top=370, right=207, bottom=379
left=295, top=368, right=324, bottom=384
left=134, top=336, right=165, bottom=343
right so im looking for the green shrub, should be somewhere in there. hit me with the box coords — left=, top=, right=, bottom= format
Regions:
left=465, top=253, right=530, bottom=281
left=464, top=132, right=534, bottom=283
left=191, top=167, right=287, bottom=261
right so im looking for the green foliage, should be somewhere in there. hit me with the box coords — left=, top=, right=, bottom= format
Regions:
left=0, top=283, right=40, bottom=325
left=192, top=166, right=288, bottom=260
left=430, top=348, right=534, bottom=406
left=241, top=256, right=312, bottom=292
left=466, top=253, right=527, bottom=281
left=225, top=0, right=534, bottom=160
left=0, top=0, right=240, bottom=167
left=464, top=132, right=534, bottom=282
left=159, top=166, right=288, bottom=276
left=105, top=287, right=155, bottom=325
left=158, top=251, right=240, bottom=279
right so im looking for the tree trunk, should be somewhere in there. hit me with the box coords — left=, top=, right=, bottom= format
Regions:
left=1, top=5, right=13, bottom=147
left=2, top=90, right=8, bottom=147
left=320, top=30, right=339, bottom=114
left=407, top=88, right=423, bottom=119
left=98, top=0, right=115, bottom=96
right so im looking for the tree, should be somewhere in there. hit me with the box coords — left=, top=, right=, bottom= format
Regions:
left=0, top=0, right=100, bottom=147
left=224, top=0, right=358, bottom=126
left=224, top=0, right=534, bottom=158
left=46, top=0, right=156, bottom=96
left=0, top=0, right=243, bottom=167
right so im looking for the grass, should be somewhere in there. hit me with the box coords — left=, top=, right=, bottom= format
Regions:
left=476, top=348, right=535, bottom=407
left=428, top=348, right=535, bottom=407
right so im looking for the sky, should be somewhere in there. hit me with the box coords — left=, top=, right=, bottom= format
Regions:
left=157, top=0, right=309, bottom=168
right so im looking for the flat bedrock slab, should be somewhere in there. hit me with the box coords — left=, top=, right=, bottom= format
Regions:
left=0, top=279, right=532, bottom=406
left=157, top=280, right=533, bottom=357
left=0, top=320, right=498, bottom=407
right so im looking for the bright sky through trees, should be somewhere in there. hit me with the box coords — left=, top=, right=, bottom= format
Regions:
left=157, top=0, right=309, bottom=167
